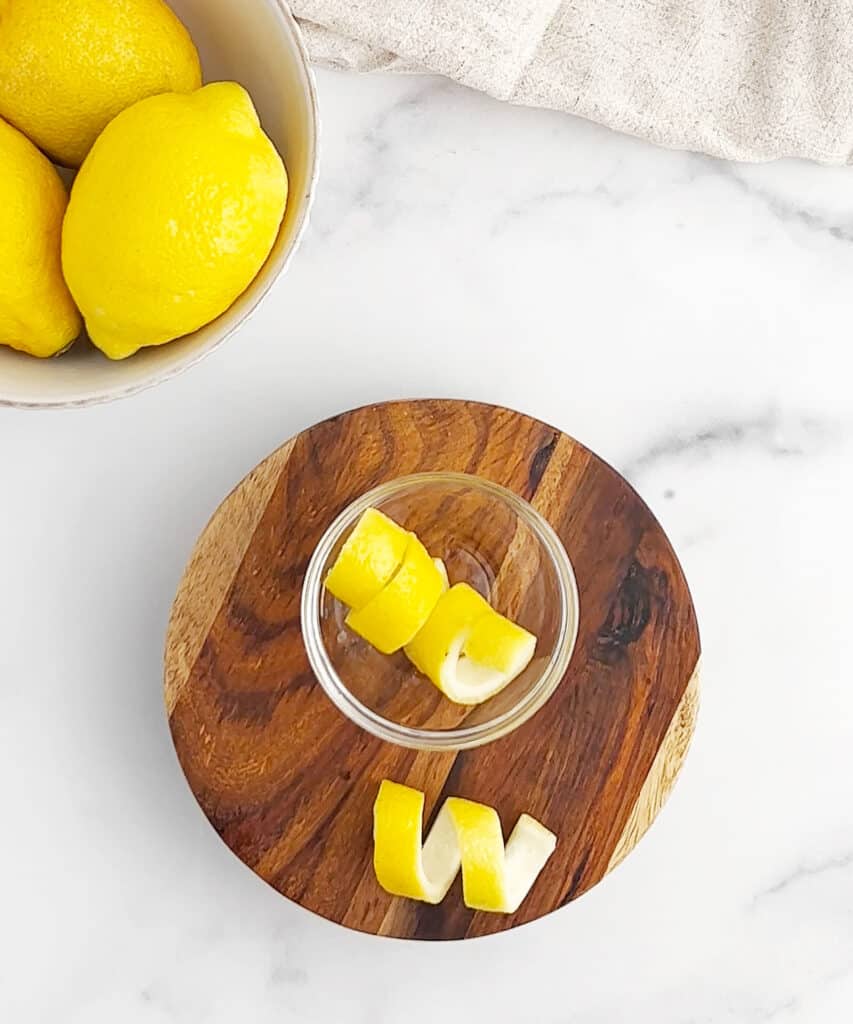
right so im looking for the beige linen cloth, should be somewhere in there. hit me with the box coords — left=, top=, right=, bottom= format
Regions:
left=292, top=0, right=853, bottom=163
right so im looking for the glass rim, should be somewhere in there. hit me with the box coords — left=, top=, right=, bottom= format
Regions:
left=300, top=472, right=580, bottom=751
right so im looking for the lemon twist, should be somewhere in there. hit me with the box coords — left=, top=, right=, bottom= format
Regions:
left=345, top=533, right=445, bottom=653
left=373, top=780, right=556, bottom=913
left=325, top=508, right=410, bottom=611
left=323, top=510, right=536, bottom=700
left=405, top=583, right=536, bottom=704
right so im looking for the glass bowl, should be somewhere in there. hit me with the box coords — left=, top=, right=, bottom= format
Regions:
left=301, top=473, right=579, bottom=751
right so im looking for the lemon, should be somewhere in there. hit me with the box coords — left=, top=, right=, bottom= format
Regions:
left=325, top=509, right=410, bottom=611
left=0, top=0, right=201, bottom=168
left=0, top=118, right=81, bottom=358
left=373, top=780, right=557, bottom=913
left=405, top=583, right=537, bottom=705
left=345, top=534, right=444, bottom=654
left=62, top=82, right=287, bottom=359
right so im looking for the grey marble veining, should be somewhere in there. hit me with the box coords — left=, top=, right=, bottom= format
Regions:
left=752, top=849, right=853, bottom=907
left=623, top=410, right=839, bottom=480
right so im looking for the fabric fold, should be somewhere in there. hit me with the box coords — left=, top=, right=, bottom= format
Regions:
left=292, top=0, right=853, bottom=164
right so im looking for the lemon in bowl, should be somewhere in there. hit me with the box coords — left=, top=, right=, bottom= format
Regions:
left=62, top=82, right=287, bottom=360
left=0, top=0, right=318, bottom=408
left=0, top=118, right=81, bottom=358
left=0, top=0, right=202, bottom=169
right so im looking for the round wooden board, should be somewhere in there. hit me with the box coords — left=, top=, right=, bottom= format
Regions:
left=165, top=400, right=700, bottom=940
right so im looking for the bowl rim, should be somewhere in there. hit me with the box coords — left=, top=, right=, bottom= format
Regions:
left=301, top=472, right=581, bottom=751
left=1, top=0, right=320, bottom=411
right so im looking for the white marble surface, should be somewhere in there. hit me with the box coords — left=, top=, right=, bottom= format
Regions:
left=2, top=69, right=853, bottom=1022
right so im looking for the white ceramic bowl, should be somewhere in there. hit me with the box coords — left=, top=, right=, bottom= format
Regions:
left=0, top=0, right=318, bottom=409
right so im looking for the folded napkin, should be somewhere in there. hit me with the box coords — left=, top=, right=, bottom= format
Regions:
left=292, top=0, right=853, bottom=164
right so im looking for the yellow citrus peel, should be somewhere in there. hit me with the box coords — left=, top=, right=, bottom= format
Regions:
left=373, top=780, right=556, bottom=913
left=345, top=534, right=445, bottom=653
left=323, top=509, right=537, bottom=703
left=324, top=508, right=409, bottom=611
left=405, top=583, right=536, bottom=704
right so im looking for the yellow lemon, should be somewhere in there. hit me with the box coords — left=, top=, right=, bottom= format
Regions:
left=325, top=509, right=410, bottom=611
left=373, top=780, right=556, bottom=913
left=62, top=82, right=288, bottom=360
left=0, top=118, right=81, bottom=357
left=0, top=0, right=201, bottom=168
left=405, top=583, right=537, bottom=705
left=345, top=534, right=444, bottom=654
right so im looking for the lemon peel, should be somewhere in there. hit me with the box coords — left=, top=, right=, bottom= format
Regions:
left=405, top=583, right=536, bottom=705
left=325, top=508, right=409, bottom=611
left=373, top=780, right=556, bottom=913
left=345, top=534, right=444, bottom=654
left=321, top=509, right=536, bottom=701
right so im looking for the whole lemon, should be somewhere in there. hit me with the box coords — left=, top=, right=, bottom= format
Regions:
left=0, top=0, right=201, bottom=168
left=0, top=117, right=81, bottom=358
left=62, top=83, right=288, bottom=360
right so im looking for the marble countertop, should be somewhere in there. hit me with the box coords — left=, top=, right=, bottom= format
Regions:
left=2, top=68, right=852, bottom=1023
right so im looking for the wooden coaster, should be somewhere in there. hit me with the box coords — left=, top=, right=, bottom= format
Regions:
left=165, top=400, right=700, bottom=940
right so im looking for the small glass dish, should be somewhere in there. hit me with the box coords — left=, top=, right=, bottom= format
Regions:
left=301, top=473, right=579, bottom=751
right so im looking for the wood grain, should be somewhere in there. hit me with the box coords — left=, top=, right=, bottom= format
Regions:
left=165, top=400, right=700, bottom=940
